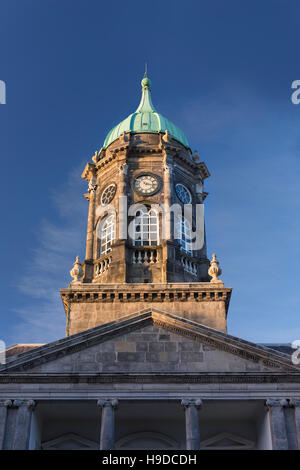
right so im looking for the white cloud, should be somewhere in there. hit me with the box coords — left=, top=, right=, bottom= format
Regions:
left=10, top=162, right=87, bottom=344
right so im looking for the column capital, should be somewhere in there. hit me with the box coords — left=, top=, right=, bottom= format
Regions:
left=289, top=398, right=300, bottom=408
left=181, top=398, right=202, bottom=409
left=12, top=399, right=36, bottom=410
left=164, top=164, right=172, bottom=176
left=0, top=400, right=12, bottom=408
left=97, top=398, right=118, bottom=409
left=118, top=163, right=128, bottom=175
left=265, top=398, right=288, bottom=410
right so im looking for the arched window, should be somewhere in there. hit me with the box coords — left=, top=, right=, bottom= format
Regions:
left=176, top=217, right=192, bottom=256
left=133, top=207, right=159, bottom=246
left=99, top=214, right=115, bottom=256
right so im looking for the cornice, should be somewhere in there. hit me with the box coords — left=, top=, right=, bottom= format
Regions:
left=60, top=284, right=232, bottom=315
left=1, top=372, right=300, bottom=385
left=81, top=163, right=96, bottom=181
left=92, top=133, right=210, bottom=178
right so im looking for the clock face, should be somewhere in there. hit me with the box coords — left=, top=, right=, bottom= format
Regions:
left=134, top=174, right=160, bottom=196
left=175, top=183, right=192, bottom=204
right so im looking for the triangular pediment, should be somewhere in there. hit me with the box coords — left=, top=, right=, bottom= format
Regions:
left=42, top=433, right=98, bottom=450
left=0, top=308, right=297, bottom=375
left=202, top=432, right=254, bottom=450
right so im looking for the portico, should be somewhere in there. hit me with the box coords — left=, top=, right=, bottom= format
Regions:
left=1, top=395, right=300, bottom=450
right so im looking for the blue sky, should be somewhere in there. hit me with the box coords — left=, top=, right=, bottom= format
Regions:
left=0, top=0, right=300, bottom=345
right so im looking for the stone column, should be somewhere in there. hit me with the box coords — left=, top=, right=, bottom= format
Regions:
left=289, top=398, right=300, bottom=449
left=0, top=400, right=12, bottom=449
left=97, top=399, right=118, bottom=450
left=181, top=398, right=202, bottom=450
left=85, top=178, right=97, bottom=261
left=265, top=398, right=289, bottom=450
left=11, top=400, right=36, bottom=450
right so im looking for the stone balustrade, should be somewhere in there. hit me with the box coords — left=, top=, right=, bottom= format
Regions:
left=94, top=256, right=112, bottom=277
left=132, top=248, right=158, bottom=264
left=181, top=256, right=197, bottom=275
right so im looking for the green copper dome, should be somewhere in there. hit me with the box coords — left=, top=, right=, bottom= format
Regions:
left=103, top=76, right=190, bottom=149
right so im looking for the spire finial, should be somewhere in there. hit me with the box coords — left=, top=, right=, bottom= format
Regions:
left=141, top=65, right=151, bottom=91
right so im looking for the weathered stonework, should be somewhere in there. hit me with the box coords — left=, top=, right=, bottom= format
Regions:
left=3, top=77, right=299, bottom=450
left=61, top=282, right=231, bottom=336
left=61, top=128, right=230, bottom=336
left=1, top=310, right=296, bottom=375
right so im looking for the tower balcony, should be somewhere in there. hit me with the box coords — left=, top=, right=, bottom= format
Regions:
left=132, top=246, right=159, bottom=265
left=180, top=255, right=198, bottom=276
left=93, top=254, right=113, bottom=281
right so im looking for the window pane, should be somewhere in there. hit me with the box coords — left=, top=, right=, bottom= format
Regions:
left=133, top=208, right=159, bottom=247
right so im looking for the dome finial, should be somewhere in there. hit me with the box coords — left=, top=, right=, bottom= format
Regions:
left=141, top=63, right=151, bottom=90
left=103, top=71, right=190, bottom=149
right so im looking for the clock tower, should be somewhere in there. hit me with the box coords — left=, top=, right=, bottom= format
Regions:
left=60, top=75, right=232, bottom=336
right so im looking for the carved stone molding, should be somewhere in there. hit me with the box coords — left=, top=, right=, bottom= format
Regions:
left=265, top=398, right=289, bottom=409
left=289, top=398, right=300, bottom=408
left=97, top=398, right=118, bottom=409
left=12, top=399, right=36, bottom=410
left=181, top=398, right=202, bottom=409
left=1, top=372, right=300, bottom=384
left=118, top=163, right=128, bottom=176
left=60, top=285, right=232, bottom=314
left=0, top=400, right=12, bottom=408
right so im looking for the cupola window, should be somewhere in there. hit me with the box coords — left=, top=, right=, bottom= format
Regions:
left=99, top=214, right=115, bottom=256
left=176, top=217, right=193, bottom=256
left=133, top=207, right=159, bottom=246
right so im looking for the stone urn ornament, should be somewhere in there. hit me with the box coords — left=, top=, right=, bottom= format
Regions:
left=192, top=150, right=200, bottom=163
left=70, top=256, right=83, bottom=285
left=208, top=253, right=222, bottom=283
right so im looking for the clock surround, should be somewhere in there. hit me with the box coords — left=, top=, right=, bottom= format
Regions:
left=132, top=172, right=162, bottom=196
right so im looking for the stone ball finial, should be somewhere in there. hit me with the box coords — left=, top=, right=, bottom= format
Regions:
left=70, top=256, right=83, bottom=285
left=192, top=150, right=200, bottom=163
left=208, top=253, right=223, bottom=283
left=141, top=76, right=151, bottom=89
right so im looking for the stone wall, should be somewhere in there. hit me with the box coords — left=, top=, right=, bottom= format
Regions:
left=28, top=324, right=271, bottom=374
left=61, top=282, right=231, bottom=336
